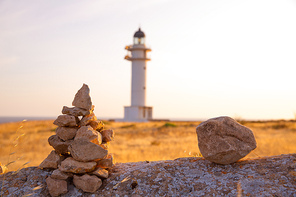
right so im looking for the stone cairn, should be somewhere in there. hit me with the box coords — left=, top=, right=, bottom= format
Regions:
left=39, top=84, right=115, bottom=196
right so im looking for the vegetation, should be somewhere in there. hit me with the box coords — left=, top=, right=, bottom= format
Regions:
left=1, top=120, right=296, bottom=172
left=161, top=122, right=177, bottom=128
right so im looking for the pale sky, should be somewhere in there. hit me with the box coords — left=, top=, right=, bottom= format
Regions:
left=1, top=0, right=296, bottom=120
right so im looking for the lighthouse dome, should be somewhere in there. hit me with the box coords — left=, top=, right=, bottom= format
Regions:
left=134, top=28, right=145, bottom=38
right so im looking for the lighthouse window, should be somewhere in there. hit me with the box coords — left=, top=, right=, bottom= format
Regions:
left=134, top=37, right=145, bottom=44
left=134, top=38, right=139, bottom=44
left=144, top=66, right=146, bottom=70
left=140, top=38, right=145, bottom=44
left=143, top=87, right=146, bottom=90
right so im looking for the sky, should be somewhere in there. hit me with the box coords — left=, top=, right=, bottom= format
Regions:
left=1, top=0, right=296, bottom=120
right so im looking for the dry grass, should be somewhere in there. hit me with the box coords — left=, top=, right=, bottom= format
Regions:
left=1, top=119, right=296, bottom=172
left=0, top=120, right=56, bottom=172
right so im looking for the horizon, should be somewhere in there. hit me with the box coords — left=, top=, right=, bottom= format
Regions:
left=1, top=0, right=296, bottom=120
left=1, top=115, right=295, bottom=124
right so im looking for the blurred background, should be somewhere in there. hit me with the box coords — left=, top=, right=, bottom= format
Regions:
left=1, top=0, right=296, bottom=121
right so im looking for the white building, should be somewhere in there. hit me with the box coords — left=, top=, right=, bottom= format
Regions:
left=123, top=28, right=153, bottom=122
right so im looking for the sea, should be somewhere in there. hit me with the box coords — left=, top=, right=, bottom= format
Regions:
left=0, top=116, right=204, bottom=124
left=0, top=116, right=118, bottom=124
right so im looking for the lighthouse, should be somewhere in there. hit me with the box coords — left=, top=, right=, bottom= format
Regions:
left=123, top=28, right=153, bottom=122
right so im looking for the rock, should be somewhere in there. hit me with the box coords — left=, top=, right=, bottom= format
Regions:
left=53, top=115, right=78, bottom=127
left=0, top=162, right=8, bottom=174
left=56, top=126, right=78, bottom=141
left=59, top=157, right=97, bottom=174
left=39, top=150, right=63, bottom=169
left=51, top=169, right=72, bottom=180
left=99, top=142, right=109, bottom=150
left=72, top=84, right=92, bottom=110
left=96, top=154, right=114, bottom=169
left=79, top=112, right=97, bottom=126
left=196, top=116, right=257, bottom=164
left=62, top=106, right=91, bottom=117
left=68, top=139, right=108, bottom=162
left=73, top=174, right=102, bottom=193
left=48, top=135, right=72, bottom=154
left=96, top=123, right=105, bottom=132
left=91, top=167, right=109, bottom=179
left=100, top=129, right=114, bottom=142
left=88, top=120, right=104, bottom=131
left=46, top=176, right=68, bottom=197
left=1, top=154, right=296, bottom=196
left=74, top=126, right=102, bottom=145
left=0, top=167, right=51, bottom=196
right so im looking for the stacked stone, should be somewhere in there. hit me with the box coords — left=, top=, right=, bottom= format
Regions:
left=39, top=84, right=115, bottom=197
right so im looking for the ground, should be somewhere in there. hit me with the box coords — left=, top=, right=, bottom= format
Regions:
left=0, top=119, right=296, bottom=172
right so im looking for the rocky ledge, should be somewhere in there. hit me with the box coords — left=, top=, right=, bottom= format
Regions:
left=1, top=154, right=296, bottom=197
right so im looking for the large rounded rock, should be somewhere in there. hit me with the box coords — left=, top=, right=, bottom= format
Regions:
left=196, top=116, right=257, bottom=164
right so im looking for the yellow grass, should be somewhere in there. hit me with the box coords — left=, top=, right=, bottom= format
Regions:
left=0, top=120, right=296, bottom=172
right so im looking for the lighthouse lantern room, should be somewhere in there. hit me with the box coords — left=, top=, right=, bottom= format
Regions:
left=123, top=28, right=152, bottom=122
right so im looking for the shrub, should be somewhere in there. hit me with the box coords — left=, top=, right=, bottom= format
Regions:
left=121, top=124, right=136, bottom=129
left=162, top=122, right=177, bottom=128
left=271, top=123, right=288, bottom=130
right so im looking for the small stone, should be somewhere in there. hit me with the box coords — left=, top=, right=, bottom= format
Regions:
left=39, top=150, right=62, bottom=169
left=196, top=116, right=257, bottom=165
left=48, top=135, right=72, bottom=154
left=96, top=154, right=114, bottom=169
left=100, top=129, right=114, bottom=142
left=68, top=139, right=108, bottom=162
left=88, top=120, right=104, bottom=131
left=96, top=121, right=105, bottom=132
left=91, top=167, right=109, bottom=179
left=62, top=106, right=91, bottom=117
left=79, top=112, right=97, bottom=126
left=59, top=157, right=97, bottom=174
left=46, top=176, right=68, bottom=197
left=73, top=174, right=102, bottom=193
left=51, top=169, right=72, bottom=180
left=74, top=126, right=102, bottom=145
left=99, top=142, right=109, bottom=150
left=56, top=126, right=78, bottom=141
left=53, top=115, right=78, bottom=127
left=72, top=84, right=92, bottom=110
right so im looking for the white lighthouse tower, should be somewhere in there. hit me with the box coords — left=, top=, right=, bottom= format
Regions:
left=123, top=28, right=153, bottom=122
